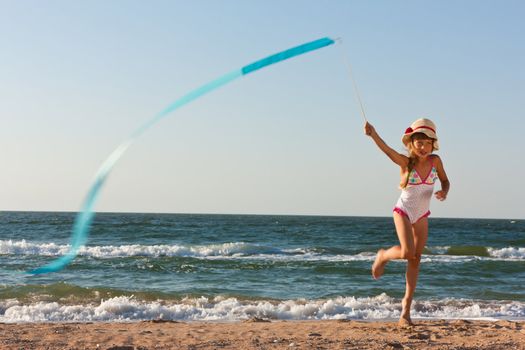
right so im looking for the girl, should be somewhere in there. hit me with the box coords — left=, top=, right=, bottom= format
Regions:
left=364, top=118, right=450, bottom=326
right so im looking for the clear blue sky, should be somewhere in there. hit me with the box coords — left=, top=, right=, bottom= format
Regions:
left=1, top=1, right=523, bottom=219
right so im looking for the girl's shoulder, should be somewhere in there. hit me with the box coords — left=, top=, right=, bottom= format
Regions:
left=430, top=154, right=446, bottom=172
left=430, top=154, right=442, bottom=164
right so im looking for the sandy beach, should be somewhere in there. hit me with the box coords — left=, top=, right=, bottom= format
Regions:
left=1, top=319, right=524, bottom=350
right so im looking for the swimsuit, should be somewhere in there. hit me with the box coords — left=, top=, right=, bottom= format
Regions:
left=393, top=157, right=438, bottom=224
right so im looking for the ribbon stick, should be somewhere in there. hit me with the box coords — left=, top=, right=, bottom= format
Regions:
left=28, top=37, right=335, bottom=274
left=335, top=38, right=368, bottom=122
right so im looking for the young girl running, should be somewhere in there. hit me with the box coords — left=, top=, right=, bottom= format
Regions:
left=364, top=118, right=450, bottom=326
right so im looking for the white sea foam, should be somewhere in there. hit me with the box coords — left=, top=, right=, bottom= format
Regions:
left=422, top=246, right=525, bottom=262
left=426, top=246, right=450, bottom=255
left=0, top=240, right=68, bottom=256
left=0, top=240, right=278, bottom=258
left=1, top=240, right=524, bottom=262
left=0, top=239, right=367, bottom=262
left=488, top=247, right=525, bottom=260
left=1, top=294, right=523, bottom=323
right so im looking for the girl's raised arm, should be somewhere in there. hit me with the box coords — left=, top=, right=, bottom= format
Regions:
left=364, top=122, right=408, bottom=167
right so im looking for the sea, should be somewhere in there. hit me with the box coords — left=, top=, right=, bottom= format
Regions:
left=0, top=211, right=523, bottom=323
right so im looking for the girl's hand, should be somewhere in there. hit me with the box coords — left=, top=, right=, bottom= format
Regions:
left=435, top=190, right=447, bottom=201
left=364, top=122, right=376, bottom=137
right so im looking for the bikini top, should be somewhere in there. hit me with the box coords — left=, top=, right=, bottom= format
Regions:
left=406, top=158, right=438, bottom=186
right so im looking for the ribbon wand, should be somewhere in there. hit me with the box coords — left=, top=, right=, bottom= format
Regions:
left=335, top=38, right=368, bottom=122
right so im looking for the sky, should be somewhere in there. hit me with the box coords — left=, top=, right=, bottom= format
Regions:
left=0, top=0, right=523, bottom=219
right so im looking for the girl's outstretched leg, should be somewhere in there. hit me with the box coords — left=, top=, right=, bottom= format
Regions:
left=372, top=213, right=415, bottom=280
left=400, top=218, right=428, bottom=326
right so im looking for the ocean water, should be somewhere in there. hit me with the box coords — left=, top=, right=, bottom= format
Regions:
left=0, top=211, right=523, bottom=323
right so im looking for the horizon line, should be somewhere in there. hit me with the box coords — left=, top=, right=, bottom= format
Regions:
left=0, top=209, right=522, bottom=221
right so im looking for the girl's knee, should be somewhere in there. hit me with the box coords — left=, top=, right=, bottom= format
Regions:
left=408, top=254, right=422, bottom=265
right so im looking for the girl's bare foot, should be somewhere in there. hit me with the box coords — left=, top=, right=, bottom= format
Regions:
left=398, top=316, right=414, bottom=327
left=399, top=298, right=413, bottom=326
left=371, top=249, right=386, bottom=279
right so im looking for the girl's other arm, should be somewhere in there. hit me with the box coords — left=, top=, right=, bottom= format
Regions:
left=434, top=155, right=450, bottom=201
left=364, top=122, right=408, bottom=167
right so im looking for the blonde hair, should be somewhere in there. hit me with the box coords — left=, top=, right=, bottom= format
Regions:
left=400, top=133, right=436, bottom=189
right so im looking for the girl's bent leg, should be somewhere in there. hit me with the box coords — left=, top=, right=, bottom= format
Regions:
left=371, top=249, right=386, bottom=279
left=372, top=213, right=415, bottom=279
left=393, top=213, right=416, bottom=259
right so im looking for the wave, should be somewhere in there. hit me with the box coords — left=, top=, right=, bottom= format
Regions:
left=487, top=247, right=525, bottom=259
left=0, top=240, right=281, bottom=258
left=1, top=293, right=523, bottom=323
left=0, top=282, right=176, bottom=304
left=426, top=246, right=525, bottom=261
left=1, top=240, right=524, bottom=262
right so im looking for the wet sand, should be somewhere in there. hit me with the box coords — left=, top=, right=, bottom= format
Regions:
left=1, top=319, right=524, bottom=349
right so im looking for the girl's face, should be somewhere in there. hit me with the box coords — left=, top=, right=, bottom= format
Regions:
left=411, top=136, right=434, bottom=159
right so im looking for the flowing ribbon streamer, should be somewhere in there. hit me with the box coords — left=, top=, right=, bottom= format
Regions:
left=28, top=37, right=335, bottom=274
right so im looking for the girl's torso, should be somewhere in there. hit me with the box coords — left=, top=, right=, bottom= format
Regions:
left=394, top=156, right=438, bottom=223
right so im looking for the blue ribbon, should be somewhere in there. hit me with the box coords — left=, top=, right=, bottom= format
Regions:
left=28, top=37, right=335, bottom=274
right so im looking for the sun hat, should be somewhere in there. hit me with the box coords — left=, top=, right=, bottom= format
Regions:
left=402, top=118, right=439, bottom=150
